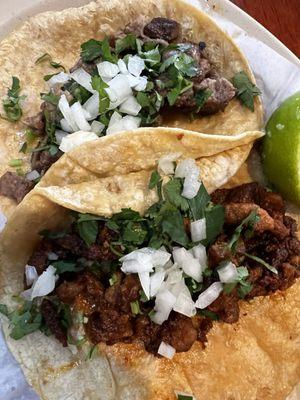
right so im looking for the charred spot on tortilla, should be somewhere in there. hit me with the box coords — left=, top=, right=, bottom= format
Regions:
left=1, top=162, right=299, bottom=359
left=0, top=15, right=261, bottom=203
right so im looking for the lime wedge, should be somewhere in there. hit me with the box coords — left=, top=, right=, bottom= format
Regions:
left=262, top=92, right=300, bottom=204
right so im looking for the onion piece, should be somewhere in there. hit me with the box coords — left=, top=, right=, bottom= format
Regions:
left=70, top=68, right=95, bottom=93
left=124, top=73, right=141, bottom=88
left=165, top=265, right=183, bottom=285
left=173, top=291, right=196, bottom=317
left=182, top=175, right=201, bottom=199
left=58, top=95, right=78, bottom=132
left=138, top=271, right=150, bottom=300
left=157, top=341, right=175, bottom=359
left=30, top=265, right=57, bottom=300
left=106, top=74, right=132, bottom=104
left=190, top=218, right=206, bottom=242
left=59, top=131, right=98, bottom=153
left=25, top=265, right=38, bottom=287
left=55, top=129, right=69, bottom=145
left=158, top=153, right=181, bottom=175
left=174, top=159, right=196, bottom=178
left=195, top=282, right=223, bottom=309
left=152, top=288, right=177, bottom=324
left=134, top=76, right=148, bottom=91
left=217, top=261, right=238, bottom=283
left=83, top=93, right=99, bottom=120
left=106, top=115, right=141, bottom=135
left=60, top=118, right=73, bottom=133
left=47, top=252, right=59, bottom=261
left=25, top=170, right=40, bottom=181
left=190, top=244, right=207, bottom=268
left=172, top=247, right=202, bottom=282
left=118, top=59, right=127, bottom=74
left=47, top=72, right=70, bottom=87
left=119, top=95, right=142, bottom=116
left=97, top=61, right=119, bottom=80
left=91, top=120, right=105, bottom=135
left=150, top=269, right=165, bottom=297
left=127, top=55, right=145, bottom=77
left=70, top=102, right=91, bottom=131
left=0, top=211, right=7, bottom=233
left=108, top=111, right=122, bottom=128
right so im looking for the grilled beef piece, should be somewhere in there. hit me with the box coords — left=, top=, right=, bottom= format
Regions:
left=24, top=112, right=45, bottom=134
left=40, top=299, right=67, bottom=346
left=84, top=226, right=118, bottom=261
left=174, top=88, right=197, bottom=109
left=0, top=172, right=34, bottom=203
left=208, top=234, right=245, bottom=268
left=32, top=150, right=62, bottom=175
left=143, top=18, right=181, bottom=42
left=134, top=315, right=161, bottom=347
left=56, top=234, right=86, bottom=256
left=28, top=240, right=54, bottom=276
left=104, top=275, right=141, bottom=313
left=197, top=317, right=213, bottom=344
left=196, top=77, right=236, bottom=115
left=86, top=309, right=133, bottom=345
left=207, top=292, right=240, bottom=323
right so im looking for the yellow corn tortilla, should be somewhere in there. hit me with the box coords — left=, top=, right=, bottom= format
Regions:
left=1, top=129, right=299, bottom=400
left=0, top=0, right=263, bottom=217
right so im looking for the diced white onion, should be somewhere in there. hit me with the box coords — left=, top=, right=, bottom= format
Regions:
left=59, top=131, right=98, bottom=153
left=25, top=170, right=40, bottom=181
left=121, top=259, right=153, bottom=274
left=157, top=341, right=176, bottom=359
left=55, top=129, right=69, bottom=145
left=30, top=265, right=58, bottom=300
left=191, top=218, right=206, bottom=242
left=195, top=282, right=223, bottom=309
left=127, top=55, right=145, bottom=77
left=217, top=261, right=238, bottom=283
left=82, top=93, right=99, bottom=120
left=172, top=247, right=202, bottom=282
left=60, top=118, right=73, bottom=133
left=108, top=111, right=122, bottom=128
left=174, top=159, right=196, bottom=178
left=124, top=73, right=141, bottom=88
left=21, top=288, right=32, bottom=300
left=134, top=76, right=148, bottom=91
left=91, top=120, right=105, bottom=135
left=70, top=102, right=91, bottom=131
left=47, top=72, right=70, bottom=87
left=25, top=265, right=38, bottom=287
left=150, top=269, right=165, bottom=297
left=70, top=68, right=95, bottom=93
left=106, top=74, right=132, bottom=105
left=58, top=95, right=78, bottom=132
left=182, top=175, right=201, bottom=199
left=173, top=291, right=196, bottom=317
left=152, top=288, right=177, bottom=324
left=190, top=244, right=207, bottom=268
left=118, top=59, right=127, bottom=74
left=158, top=153, right=181, bottom=175
left=47, top=252, right=59, bottom=261
left=106, top=115, right=141, bottom=135
left=119, top=95, right=142, bottom=116
left=0, top=211, right=7, bottom=233
left=138, top=271, right=150, bottom=300
left=165, top=265, right=183, bottom=285
left=97, top=61, right=119, bottom=80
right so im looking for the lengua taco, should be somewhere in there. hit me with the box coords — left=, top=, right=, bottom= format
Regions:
left=0, top=0, right=263, bottom=216
left=0, top=130, right=299, bottom=400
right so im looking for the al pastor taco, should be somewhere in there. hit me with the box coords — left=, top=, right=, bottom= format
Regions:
left=0, top=0, right=262, bottom=216
left=0, top=130, right=299, bottom=400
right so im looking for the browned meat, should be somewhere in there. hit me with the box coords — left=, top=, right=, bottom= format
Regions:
left=84, top=226, right=118, bottom=261
left=56, top=234, right=86, bottom=256
left=197, top=317, right=213, bottom=343
left=32, top=150, right=62, bottom=175
left=196, top=77, right=236, bottom=115
left=280, top=262, right=300, bottom=290
left=56, top=277, right=86, bottom=304
left=105, top=274, right=141, bottom=313
left=174, top=88, right=196, bottom=109
left=40, top=299, right=67, bottom=346
left=69, top=57, right=97, bottom=74
left=86, top=309, right=133, bottom=345
left=0, top=172, right=34, bottom=203
left=143, top=18, right=181, bottom=42
left=134, top=315, right=160, bottom=347
left=283, top=216, right=298, bottom=236
left=208, top=292, right=240, bottom=323
left=28, top=240, right=53, bottom=275
left=24, top=112, right=45, bottom=134
left=208, top=234, right=245, bottom=268
left=248, top=265, right=264, bottom=283
left=289, top=255, right=300, bottom=267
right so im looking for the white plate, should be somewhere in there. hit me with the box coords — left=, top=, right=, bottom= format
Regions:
left=0, top=0, right=299, bottom=66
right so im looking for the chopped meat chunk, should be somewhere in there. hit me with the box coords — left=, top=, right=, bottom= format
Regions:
left=84, top=226, right=118, bottom=261
left=134, top=315, right=160, bottom=347
left=56, top=234, right=86, bottom=256
left=86, top=308, right=133, bottom=345
left=27, top=240, right=55, bottom=276
left=69, top=57, right=97, bottom=74
left=208, top=292, right=239, bottom=323
left=174, top=88, right=196, bottom=109
left=40, top=299, right=67, bottom=346
left=143, top=18, right=181, bottom=42
left=32, top=150, right=62, bottom=175
left=197, top=317, right=213, bottom=344
left=105, top=274, right=140, bottom=313
left=280, top=262, right=300, bottom=290
left=208, top=234, right=245, bottom=268
left=196, top=77, right=236, bottom=115
left=0, top=172, right=34, bottom=203
left=24, top=112, right=45, bottom=133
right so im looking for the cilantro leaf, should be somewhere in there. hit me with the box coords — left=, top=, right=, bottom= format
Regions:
left=163, top=178, right=189, bottom=212
left=195, top=89, right=212, bottom=109
left=0, top=304, right=9, bottom=316
left=7, top=301, right=43, bottom=340
left=243, top=252, right=278, bottom=274
left=232, top=71, right=261, bottom=111
left=130, top=300, right=142, bottom=315
left=188, top=184, right=210, bottom=220
left=148, top=170, right=162, bottom=190
left=202, top=204, right=225, bottom=246
left=1, top=77, right=25, bottom=122
left=81, top=39, right=102, bottom=62
left=228, top=209, right=260, bottom=252
left=91, top=75, right=110, bottom=114
left=52, top=260, right=81, bottom=274
left=115, top=34, right=137, bottom=54
left=41, top=92, right=60, bottom=106
left=77, top=219, right=98, bottom=246
left=101, top=37, right=117, bottom=63
left=35, top=53, right=65, bottom=71
left=123, top=221, right=148, bottom=245
left=162, top=209, right=189, bottom=246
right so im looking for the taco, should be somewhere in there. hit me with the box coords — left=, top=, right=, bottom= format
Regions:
left=0, top=0, right=263, bottom=216
left=0, top=130, right=299, bottom=400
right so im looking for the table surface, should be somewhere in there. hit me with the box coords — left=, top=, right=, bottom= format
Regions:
left=231, top=0, right=300, bottom=57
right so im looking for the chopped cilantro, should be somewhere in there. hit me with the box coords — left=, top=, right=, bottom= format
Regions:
left=1, top=77, right=25, bottom=122
left=0, top=304, right=9, bottom=316
left=9, top=159, right=22, bottom=168
left=187, top=184, right=210, bottom=220
left=163, top=178, right=189, bottom=212
left=91, top=75, right=110, bottom=114
left=198, top=309, right=219, bottom=320
left=35, top=53, right=65, bottom=71
left=195, top=89, right=212, bottom=110
left=86, top=344, right=98, bottom=360
left=162, top=209, right=189, bottom=246
left=41, top=92, right=60, bottom=106
left=130, top=300, right=142, bottom=315
left=243, top=252, right=278, bottom=274
left=109, top=273, right=118, bottom=286
left=81, top=39, right=102, bottom=62
left=77, top=219, right=98, bottom=246
left=202, top=204, right=225, bottom=246
left=115, top=34, right=137, bottom=54
left=228, top=209, right=260, bottom=252
left=148, top=170, right=162, bottom=190
left=52, top=260, right=80, bottom=274
left=232, top=71, right=261, bottom=111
